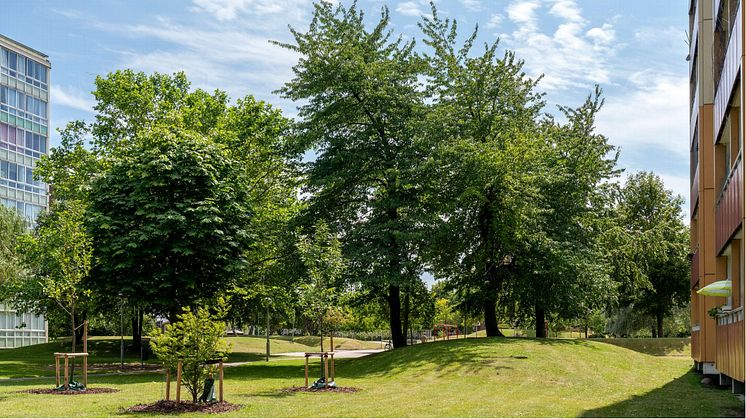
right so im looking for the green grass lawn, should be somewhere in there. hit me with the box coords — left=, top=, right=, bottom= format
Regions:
left=590, top=338, right=692, bottom=357
left=0, top=336, right=322, bottom=379
left=273, top=335, right=382, bottom=350
left=0, top=337, right=741, bottom=417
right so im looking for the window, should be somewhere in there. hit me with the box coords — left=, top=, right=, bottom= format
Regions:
left=0, top=49, right=6, bottom=67
left=16, top=56, right=24, bottom=75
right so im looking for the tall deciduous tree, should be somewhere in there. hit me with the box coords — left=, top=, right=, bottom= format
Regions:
left=86, top=129, right=254, bottom=319
left=611, top=172, right=690, bottom=338
left=418, top=9, right=544, bottom=336
left=0, top=205, right=25, bottom=286
left=273, top=2, right=428, bottom=347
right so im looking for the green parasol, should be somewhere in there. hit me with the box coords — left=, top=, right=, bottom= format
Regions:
left=696, top=280, right=732, bottom=297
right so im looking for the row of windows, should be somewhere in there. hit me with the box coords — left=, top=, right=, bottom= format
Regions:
left=1, top=197, right=44, bottom=223
left=0, top=160, right=46, bottom=192
left=0, top=311, right=45, bottom=331
left=0, top=48, right=47, bottom=89
left=0, top=86, right=46, bottom=121
left=0, top=123, right=46, bottom=156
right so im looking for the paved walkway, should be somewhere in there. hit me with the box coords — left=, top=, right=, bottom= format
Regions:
left=0, top=350, right=384, bottom=382
left=274, top=349, right=385, bottom=358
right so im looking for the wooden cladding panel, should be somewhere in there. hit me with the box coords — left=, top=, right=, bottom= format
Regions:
left=715, top=157, right=743, bottom=254
left=692, top=329, right=701, bottom=361
left=716, top=319, right=744, bottom=382
left=713, top=6, right=741, bottom=143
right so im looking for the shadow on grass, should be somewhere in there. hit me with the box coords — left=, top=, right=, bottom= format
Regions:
left=589, top=338, right=691, bottom=357
left=579, top=367, right=744, bottom=418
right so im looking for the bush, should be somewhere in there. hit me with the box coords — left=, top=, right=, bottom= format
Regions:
left=588, top=333, right=607, bottom=339
left=150, top=301, right=231, bottom=402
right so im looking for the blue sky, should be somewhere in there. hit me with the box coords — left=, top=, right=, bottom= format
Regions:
left=4, top=0, right=689, bottom=215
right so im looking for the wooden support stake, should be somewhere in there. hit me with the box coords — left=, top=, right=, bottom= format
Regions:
left=305, top=355, right=309, bottom=387
left=166, top=371, right=171, bottom=401
left=330, top=331, right=333, bottom=352
left=330, top=354, right=334, bottom=381
left=219, top=361, right=224, bottom=403
left=64, top=355, right=69, bottom=390
left=83, top=355, right=87, bottom=387
left=324, top=355, right=329, bottom=389
left=55, top=356, right=60, bottom=387
left=176, top=362, right=182, bottom=405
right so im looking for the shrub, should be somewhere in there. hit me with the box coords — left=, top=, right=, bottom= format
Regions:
left=150, top=301, right=231, bottom=402
left=588, top=333, right=607, bottom=339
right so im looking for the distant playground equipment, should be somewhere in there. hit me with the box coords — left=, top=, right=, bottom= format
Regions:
left=433, top=324, right=459, bottom=341
left=54, top=321, right=89, bottom=391
left=304, top=330, right=338, bottom=389
left=165, top=360, right=225, bottom=405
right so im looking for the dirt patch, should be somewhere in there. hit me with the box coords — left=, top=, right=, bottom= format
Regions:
left=13, top=388, right=120, bottom=395
left=125, top=400, right=243, bottom=414
left=277, top=386, right=361, bottom=393
left=41, top=363, right=162, bottom=372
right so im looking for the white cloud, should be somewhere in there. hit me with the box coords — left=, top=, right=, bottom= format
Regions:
left=189, top=0, right=307, bottom=21
left=587, top=23, right=616, bottom=45
left=50, top=85, right=96, bottom=112
left=459, top=0, right=482, bottom=12
left=502, top=0, right=620, bottom=91
left=396, top=1, right=425, bottom=17
left=596, top=71, right=688, bottom=157
left=485, top=13, right=504, bottom=29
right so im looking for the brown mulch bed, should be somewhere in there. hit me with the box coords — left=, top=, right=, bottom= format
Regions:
left=277, top=386, right=361, bottom=393
left=125, top=400, right=243, bottom=414
left=13, top=388, right=120, bottom=395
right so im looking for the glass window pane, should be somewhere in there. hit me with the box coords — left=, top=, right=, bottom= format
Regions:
left=16, top=92, right=23, bottom=111
left=16, top=165, right=24, bottom=184
left=0, top=123, right=6, bottom=142
left=26, top=131, right=32, bottom=149
left=7, top=90, right=14, bottom=108
left=1, top=49, right=7, bottom=67
left=32, top=134, right=39, bottom=151
left=1, top=161, right=7, bottom=179
left=40, top=136, right=46, bottom=153
left=8, top=52, right=15, bottom=71
left=39, top=101, right=45, bottom=119
left=26, top=96, right=32, bottom=113
left=34, top=98, right=40, bottom=116
left=15, top=201, right=22, bottom=214
left=26, top=168, right=32, bottom=184
left=40, top=66, right=46, bottom=83
left=8, top=128, right=14, bottom=145
left=8, top=163, right=16, bottom=181
left=26, top=60, right=33, bottom=79
left=1, top=86, right=6, bottom=104
left=16, top=56, right=24, bottom=75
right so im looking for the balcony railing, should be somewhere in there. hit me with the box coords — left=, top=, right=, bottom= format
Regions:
left=713, top=4, right=741, bottom=142
left=691, top=164, right=699, bottom=218
left=715, top=152, right=743, bottom=253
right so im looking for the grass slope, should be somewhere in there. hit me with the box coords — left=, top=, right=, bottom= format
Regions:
left=590, top=338, right=692, bottom=357
left=274, top=335, right=382, bottom=350
left=0, top=337, right=741, bottom=417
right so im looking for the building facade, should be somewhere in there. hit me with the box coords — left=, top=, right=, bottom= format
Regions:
left=0, top=35, right=50, bottom=348
left=689, top=0, right=745, bottom=393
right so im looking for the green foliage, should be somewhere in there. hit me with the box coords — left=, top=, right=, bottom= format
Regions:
left=274, top=2, right=429, bottom=347
left=86, top=128, right=254, bottom=316
left=150, top=301, right=232, bottom=402
left=10, top=201, right=92, bottom=351
left=0, top=204, right=25, bottom=286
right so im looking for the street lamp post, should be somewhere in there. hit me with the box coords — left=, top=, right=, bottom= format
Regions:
left=119, top=292, right=124, bottom=370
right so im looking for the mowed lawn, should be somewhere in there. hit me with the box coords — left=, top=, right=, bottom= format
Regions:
left=0, top=337, right=742, bottom=417
left=0, top=336, right=322, bottom=379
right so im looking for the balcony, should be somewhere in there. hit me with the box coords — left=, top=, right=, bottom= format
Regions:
left=713, top=4, right=741, bottom=142
left=691, top=163, right=699, bottom=218
left=715, top=152, right=743, bottom=253
left=690, top=246, right=700, bottom=288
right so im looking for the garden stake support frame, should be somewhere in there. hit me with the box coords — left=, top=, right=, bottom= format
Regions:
left=304, top=352, right=335, bottom=388
left=54, top=321, right=89, bottom=389
left=166, top=360, right=224, bottom=405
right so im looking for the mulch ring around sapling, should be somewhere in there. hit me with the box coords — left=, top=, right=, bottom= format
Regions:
left=13, top=388, right=120, bottom=395
left=125, top=400, right=243, bottom=414
left=277, top=386, right=361, bottom=393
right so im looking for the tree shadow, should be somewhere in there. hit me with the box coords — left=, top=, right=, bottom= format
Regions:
left=588, top=338, right=690, bottom=357
left=579, top=367, right=745, bottom=418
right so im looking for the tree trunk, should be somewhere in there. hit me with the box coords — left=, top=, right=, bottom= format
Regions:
left=388, top=285, right=406, bottom=348
left=484, top=298, right=504, bottom=337
left=131, top=309, right=143, bottom=351
left=73, top=310, right=87, bottom=345
left=535, top=303, right=546, bottom=338
left=402, top=291, right=410, bottom=345
left=656, top=312, right=664, bottom=338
